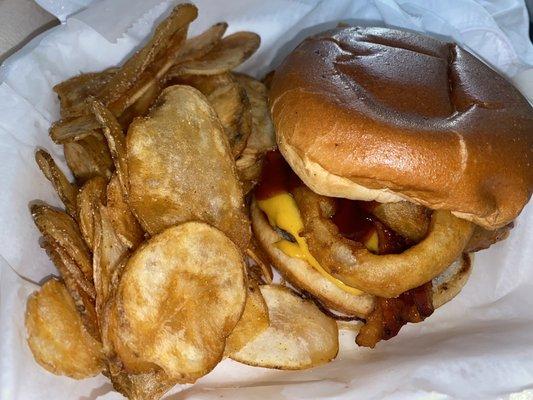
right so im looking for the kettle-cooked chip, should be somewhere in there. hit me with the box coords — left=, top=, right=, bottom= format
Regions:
left=54, top=68, right=117, bottom=118
left=77, top=176, right=107, bottom=249
left=233, top=74, right=276, bottom=193
left=171, top=31, right=260, bottom=76
left=25, top=279, right=103, bottom=379
left=96, top=3, right=198, bottom=106
left=91, top=101, right=129, bottom=195
left=93, top=205, right=129, bottom=314
left=35, top=149, right=79, bottom=218
left=109, top=367, right=176, bottom=400
left=231, top=285, right=339, bottom=370
left=64, top=132, right=113, bottom=183
left=225, top=280, right=269, bottom=355
left=173, top=73, right=252, bottom=157
left=32, top=204, right=93, bottom=284
left=99, top=264, right=176, bottom=398
left=233, top=74, right=275, bottom=152
left=44, top=241, right=99, bottom=339
left=105, top=174, right=144, bottom=249
left=126, top=85, right=250, bottom=249
left=176, top=22, right=227, bottom=63
left=114, top=222, right=246, bottom=382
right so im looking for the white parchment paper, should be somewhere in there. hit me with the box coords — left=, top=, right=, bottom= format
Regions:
left=1, top=1, right=532, bottom=399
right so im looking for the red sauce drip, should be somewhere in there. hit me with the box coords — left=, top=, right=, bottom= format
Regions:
left=255, top=150, right=301, bottom=200
left=332, top=199, right=409, bottom=254
left=332, top=199, right=376, bottom=243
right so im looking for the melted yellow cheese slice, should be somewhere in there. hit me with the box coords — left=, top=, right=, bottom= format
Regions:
left=257, top=192, right=364, bottom=296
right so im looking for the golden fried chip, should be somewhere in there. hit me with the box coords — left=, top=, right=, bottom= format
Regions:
left=90, top=101, right=128, bottom=194
left=233, top=74, right=275, bottom=151
left=114, top=23, right=228, bottom=129
left=115, top=222, right=246, bottom=382
left=174, top=73, right=251, bottom=157
left=246, top=239, right=274, bottom=284
left=116, top=78, right=162, bottom=128
left=236, top=153, right=263, bottom=194
left=170, top=31, right=260, bottom=76
left=35, top=149, right=78, bottom=218
left=96, top=4, right=198, bottom=105
left=231, top=285, right=339, bottom=370
left=109, top=367, right=176, bottom=400
left=208, top=77, right=251, bottom=157
left=25, top=279, right=103, bottom=379
left=99, top=261, right=126, bottom=373
left=93, top=205, right=129, bottom=314
left=53, top=68, right=117, bottom=118
left=64, top=132, right=113, bottom=183
left=50, top=114, right=101, bottom=144
left=226, top=280, right=269, bottom=355
left=107, top=25, right=189, bottom=122
left=126, top=85, right=250, bottom=249
left=51, top=4, right=197, bottom=142
left=103, top=295, right=158, bottom=375
left=41, top=235, right=95, bottom=301
left=233, top=74, right=276, bottom=192
left=100, top=267, right=175, bottom=399
left=39, top=233, right=97, bottom=339
left=32, top=204, right=93, bottom=282
left=105, top=174, right=144, bottom=249
left=111, top=22, right=228, bottom=127
left=176, top=22, right=227, bottom=62
left=43, top=241, right=99, bottom=339
left=77, top=176, right=107, bottom=249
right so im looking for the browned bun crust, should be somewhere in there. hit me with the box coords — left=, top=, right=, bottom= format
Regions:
left=270, top=27, right=533, bottom=230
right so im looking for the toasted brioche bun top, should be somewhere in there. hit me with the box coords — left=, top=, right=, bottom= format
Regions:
left=270, top=27, right=533, bottom=230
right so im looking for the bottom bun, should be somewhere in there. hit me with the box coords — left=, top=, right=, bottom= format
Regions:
left=432, top=253, right=472, bottom=309
left=251, top=199, right=472, bottom=318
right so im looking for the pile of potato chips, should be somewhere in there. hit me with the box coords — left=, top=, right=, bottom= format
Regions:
left=25, top=4, right=340, bottom=399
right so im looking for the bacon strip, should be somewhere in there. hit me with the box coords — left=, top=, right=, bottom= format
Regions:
left=356, top=283, right=434, bottom=348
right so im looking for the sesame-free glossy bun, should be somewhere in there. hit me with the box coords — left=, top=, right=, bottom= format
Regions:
left=270, top=27, right=533, bottom=229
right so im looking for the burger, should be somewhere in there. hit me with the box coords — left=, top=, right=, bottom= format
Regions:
left=250, top=27, right=533, bottom=347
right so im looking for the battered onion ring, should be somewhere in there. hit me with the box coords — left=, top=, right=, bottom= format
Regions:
left=372, top=201, right=430, bottom=243
left=293, top=187, right=474, bottom=298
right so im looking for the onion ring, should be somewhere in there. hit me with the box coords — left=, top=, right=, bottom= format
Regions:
left=372, top=201, right=430, bottom=243
left=293, top=186, right=474, bottom=298
left=250, top=199, right=375, bottom=317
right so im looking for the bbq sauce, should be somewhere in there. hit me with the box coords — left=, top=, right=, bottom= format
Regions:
left=332, top=199, right=377, bottom=243
left=332, top=198, right=410, bottom=255
left=255, top=150, right=301, bottom=201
